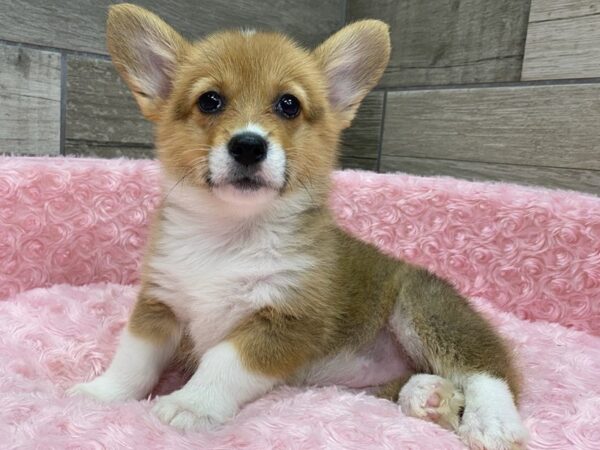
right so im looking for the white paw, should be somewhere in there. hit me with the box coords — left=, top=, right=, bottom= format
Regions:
left=459, top=408, right=527, bottom=450
left=399, top=374, right=465, bottom=430
left=152, top=389, right=229, bottom=432
left=67, top=376, right=132, bottom=403
left=459, top=375, right=528, bottom=450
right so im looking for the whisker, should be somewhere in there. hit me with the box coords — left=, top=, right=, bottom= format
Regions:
left=164, top=167, right=195, bottom=202
left=297, top=177, right=316, bottom=205
left=163, top=156, right=209, bottom=201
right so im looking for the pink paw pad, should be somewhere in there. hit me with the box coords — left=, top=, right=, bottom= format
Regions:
left=426, top=392, right=441, bottom=407
left=398, top=374, right=465, bottom=431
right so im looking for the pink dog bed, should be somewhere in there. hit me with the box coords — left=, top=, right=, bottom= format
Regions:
left=1, top=157, right=599, bottom=449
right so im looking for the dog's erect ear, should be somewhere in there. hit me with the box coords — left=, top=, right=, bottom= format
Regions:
left=106, top=4, right=189, bottom=121
left=314, top=20, right=390, bottom=127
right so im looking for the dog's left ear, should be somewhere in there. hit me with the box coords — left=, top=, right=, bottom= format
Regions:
left=314, top=20, right=390, bottom=127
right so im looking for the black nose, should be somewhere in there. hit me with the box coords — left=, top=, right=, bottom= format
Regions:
left=228, top=133, right=268, bottom=166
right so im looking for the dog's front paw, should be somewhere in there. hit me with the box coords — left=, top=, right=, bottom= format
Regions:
left=67, top=376, right=130, bottom=403
left=459, top=404, right=527, bottom=450
left=152, top=390, right=228, bottom=431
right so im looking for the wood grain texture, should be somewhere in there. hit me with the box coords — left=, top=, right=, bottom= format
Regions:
left=529, top=0, right=600, bottom=21
left=64, top=141, right=154, bottom=159
left=347, top=0, right=531, bottom=87
left=380, top=156, right=600, bottom=194
left=523, top=0, right=600, bottom=80
left=340, top=91, right=384, bottom=160
left=0, top=0, right=343, bottom=54
left=65, top=55, right=153, bottom=157
left=382, top=84, right=600, bottom=171
left=0, top=44, right=61, bottom=155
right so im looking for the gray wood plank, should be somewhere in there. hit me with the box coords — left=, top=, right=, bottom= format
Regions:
left=0, top=44, right=61, bottom=155
left=340, top=91, right=384, bottom=160
left=529, top=0, right=600, bottom=22
left=64, top=141, right=154, bottom=159
left=0, top=0, right=343, bottom=55
left=338, top=156, right=378, bottom=171
left=382, top=84, right=600, bottom=171
left=380, top=156, right=600, bottom=195
left=523, top=0, right=600, bottom=80
left=65, top=55, right=153, bottom=154
left=347, top=0, right=531, bottom=87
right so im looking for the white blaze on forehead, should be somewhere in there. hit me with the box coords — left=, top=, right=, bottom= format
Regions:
left=240, top=28, right=257, bottom=37
left=236, top=123, right=268, bottom=138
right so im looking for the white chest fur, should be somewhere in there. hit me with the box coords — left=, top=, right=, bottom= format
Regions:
left=146, top=185, right=314, bottom=355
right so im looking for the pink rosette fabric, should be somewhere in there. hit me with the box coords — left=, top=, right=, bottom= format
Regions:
left=1, top=157, right=599, bottom=448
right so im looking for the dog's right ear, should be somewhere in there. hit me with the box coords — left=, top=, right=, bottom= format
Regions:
left=106, top=4, right=189, bottom=121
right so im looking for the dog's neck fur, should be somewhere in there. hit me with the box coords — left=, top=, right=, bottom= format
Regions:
left=148, top=174, right=329, bottom=355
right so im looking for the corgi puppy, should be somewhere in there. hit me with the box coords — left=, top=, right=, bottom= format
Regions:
left=69, top=4, right=527, bottom=449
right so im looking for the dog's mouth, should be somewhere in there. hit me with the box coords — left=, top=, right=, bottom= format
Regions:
left=207, top=173, right=273, bottom=193
left=230, top=176, right=267, bottom=191
left=207, top=172, right=279, bottom=207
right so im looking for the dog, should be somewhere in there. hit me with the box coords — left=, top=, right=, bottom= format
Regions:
left=68, top=4, right=528, bottom=448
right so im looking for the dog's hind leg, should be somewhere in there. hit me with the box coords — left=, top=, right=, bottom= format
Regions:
left=388, top=267, right=527, bottom=449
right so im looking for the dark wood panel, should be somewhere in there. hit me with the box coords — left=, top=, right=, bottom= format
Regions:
left=66, top=55, right=152, bottom=152
left=380, top=156, right=600, bottom=194
left=340, top=91, right=384, bottom=160
left=347, top=0, right=531, bottom=87
left=338, top=156, right=378, bottom=171
left=383, top=85, right=600, bottom=171
left=0, top=44, right=61, bottom=155
left=0, top=0, right=343, bottom=54
left=523, top=0, right=600, bottom=80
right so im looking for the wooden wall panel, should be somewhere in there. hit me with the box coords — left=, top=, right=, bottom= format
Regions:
left=65, top=55, right=153, bottom=158
left=523, top=0, right=600, bottom=80
left=0, top=44, right=61, bottom=155
left=347, top=0, right=531, bottom=87
left=339, top=91, right=384, bottom=170
left=528, top=0, right=599, bottom=22
left=382, top=84, right=600, bottom=171
left=380, top=156, right=600, bottom=194
left=0, top=0, right=344, bottom=54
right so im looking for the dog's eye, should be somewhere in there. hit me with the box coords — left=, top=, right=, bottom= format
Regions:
left=275, top=94, right=301, bottom=119
left=198, top=91, right=224, bottom=114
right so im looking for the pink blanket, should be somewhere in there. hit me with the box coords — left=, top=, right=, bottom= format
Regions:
left=1, top=157, right=599, bottom=449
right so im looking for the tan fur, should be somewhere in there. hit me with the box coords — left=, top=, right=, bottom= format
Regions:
left=128, top=289, right=179, bottom=344
left=106, top=2, right=520, bottom=430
